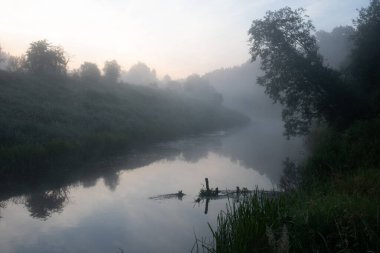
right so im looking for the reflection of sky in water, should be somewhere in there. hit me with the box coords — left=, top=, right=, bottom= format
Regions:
left=0, top=123, right=305, bottom=253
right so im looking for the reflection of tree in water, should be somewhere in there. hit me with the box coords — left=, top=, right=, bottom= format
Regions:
left=0, top=201, right=6, bottom=208
left=0, top=125, right=304, bottom=220
left=0, top=200, right=7, bottom=219
left=217, top=124, right=305, bottom=183
left=80, top=177, right=98, bottom=188
left=169, top=137, right=222, bottom=163
left=24, top=187, right=69, bottom=220
left=103, top=171, right=120, bottom=191
left=163, top=125, right=304, bottom=184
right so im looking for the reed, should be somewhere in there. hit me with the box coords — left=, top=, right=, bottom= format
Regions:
left=202, top=170, right=380, bottom=253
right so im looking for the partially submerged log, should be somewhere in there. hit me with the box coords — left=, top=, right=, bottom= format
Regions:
left=149, top=190, right=185, bottom=200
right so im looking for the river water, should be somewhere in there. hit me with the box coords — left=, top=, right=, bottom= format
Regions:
left=0, top=120, right=305, bottom=253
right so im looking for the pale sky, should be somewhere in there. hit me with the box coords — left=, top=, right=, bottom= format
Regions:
left=0, top=0, right=369, bottom=79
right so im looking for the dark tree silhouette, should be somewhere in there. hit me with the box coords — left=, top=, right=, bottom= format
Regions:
left=24, top=40, right=68, bottom=76
left=24, top=188, right=69, bottom=220
left=103, top=60, right=121, bottom=83
left=79, top=62, right=102, bottom=82
left=349, top=0, right=380, bottom=114
left=248, top=7, right=355, bottom=136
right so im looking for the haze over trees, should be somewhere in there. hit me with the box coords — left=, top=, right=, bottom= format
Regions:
left=316, top=26, right=355, bottom=70
left=121, top=62, right=158, bottom=86
left=24, top=40, right=68, bottom=76
left=191, top=26, right=355, bottom=123
left=247, top=7, right=369, bottom=136
left=79, top=62, right=102, bottom=82
left=0, top=1, right=380, bottom=251
left=183, top=74, right=223, bottom=105
left=103, top=60, right=121, bottom=83
left=0, top=38, right=248, bottom=178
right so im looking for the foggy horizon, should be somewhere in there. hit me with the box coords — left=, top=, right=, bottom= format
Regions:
left=0, top=0, right=368, bottom=79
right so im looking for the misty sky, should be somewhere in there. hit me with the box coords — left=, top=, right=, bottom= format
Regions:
left=0, top=0, right=369, bottom=78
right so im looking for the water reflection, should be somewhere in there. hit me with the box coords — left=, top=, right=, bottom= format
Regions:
left=0, top=123, right=305, bottom=253
left=149, top=191, right=185, bottom=201
left=0, top=200, right=6, bottom=219
left=0, top=123, right=304, bottom=220
left=103, top=172, right=120, bottom=191
left=24, top=188, right=69, bottom=220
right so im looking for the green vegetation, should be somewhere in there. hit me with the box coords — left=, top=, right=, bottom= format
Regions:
left=203, top=169, right=379, bottom=252
left=202, top=122, right=380, bottom=252
left=201, top=1, right=380, bottom=252
left=0, top=69, right=248, bottom=180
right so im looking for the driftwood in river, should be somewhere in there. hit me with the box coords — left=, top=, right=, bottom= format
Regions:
left=149, top=190, right=185, bottom=200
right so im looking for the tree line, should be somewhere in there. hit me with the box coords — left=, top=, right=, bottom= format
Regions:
left=248, top=0, right=380, bottom=137
left=1, top=40, right=121, bottom=83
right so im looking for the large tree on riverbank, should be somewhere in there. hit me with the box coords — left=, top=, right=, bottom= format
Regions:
left=349, top=0, right=380, bottom=115
left=248, top=7, right=359, bottom=137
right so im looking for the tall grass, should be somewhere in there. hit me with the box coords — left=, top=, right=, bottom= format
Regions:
left=201, top=119, right=380, bottom=252
left=193, top=119, right=380, bottom=253
left=204, top=183, right=379, bottom=252
left=205, top=192, right=289, bottom=253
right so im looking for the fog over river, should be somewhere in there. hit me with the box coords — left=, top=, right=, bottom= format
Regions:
left=0, top=120, right=305, bottom=253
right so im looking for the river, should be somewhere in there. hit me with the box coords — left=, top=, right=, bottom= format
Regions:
left=0, top=119, right=305, bottom=253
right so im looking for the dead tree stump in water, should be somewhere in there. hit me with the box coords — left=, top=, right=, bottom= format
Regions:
left=204, top=198, right=210, bottom=214
left=205, top=178, right=210, bottom=193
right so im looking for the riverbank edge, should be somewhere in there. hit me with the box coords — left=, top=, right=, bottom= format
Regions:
left=201, top=119, right=380, bottom=252
left=0, top=70, right=250, bottom=184
left=0, top=122, right=249, bottom=186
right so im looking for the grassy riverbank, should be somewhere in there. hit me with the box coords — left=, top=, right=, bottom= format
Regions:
left=202, top=120, right=380, bottom=253
left=0, top=70, right=248, bottom=180
left=201, top=1, right=380, bottom=250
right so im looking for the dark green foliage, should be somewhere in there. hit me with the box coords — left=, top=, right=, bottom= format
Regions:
left=279, top=158, right=303, bottom=191
left=204, top=115, right=380, bottom=252
left=304, top=119, right=380, bottom=180
left=205, top=192, right=289, bottom=253
left=204, top=4, right=380, bottom=251
left=203, top=171, right=380, bottom=253
left=349, top=0, right=380, bottom=115
left=24, top=40, right=68, bottom=76
left=248, top=8, right=357, bottom=137
left=0, top=70, right=248, bottom=177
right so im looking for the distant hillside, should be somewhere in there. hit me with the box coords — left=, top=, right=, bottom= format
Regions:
left=0, top=70, right=248, bottom=174
left=203, top=61, right=282, bottom=120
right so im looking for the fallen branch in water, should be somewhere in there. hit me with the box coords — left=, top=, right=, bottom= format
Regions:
left=149, top=190, right=185, bottom=200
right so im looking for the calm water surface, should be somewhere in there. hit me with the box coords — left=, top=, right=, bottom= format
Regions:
left=0, top=120, right=305, bottom=253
